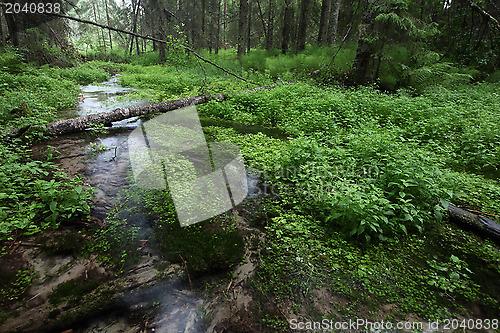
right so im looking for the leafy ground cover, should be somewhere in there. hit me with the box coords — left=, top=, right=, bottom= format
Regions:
left=0, top=47, right=498, bottom=330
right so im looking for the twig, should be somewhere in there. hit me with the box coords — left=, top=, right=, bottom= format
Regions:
left=195, top=56, right=208, bottom=94
left=328, top=25, right=353, bottom=67
left=178, top=254, right=193, bottom=290
left=9, top=241, right=21, bottom=254
left=458, top=206, right=500, bottom=218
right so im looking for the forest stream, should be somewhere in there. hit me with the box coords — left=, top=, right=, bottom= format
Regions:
left=1, top=76, right=267, bottom=333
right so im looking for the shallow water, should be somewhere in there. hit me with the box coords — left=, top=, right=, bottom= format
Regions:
left=31, top=76, right=263, bottom=332
left=31, top=76, right=211, bottom=332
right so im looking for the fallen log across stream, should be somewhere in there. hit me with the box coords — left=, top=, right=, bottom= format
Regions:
left=9, top=84, right=277, bottom=137
left=446, top=204, right=500, bottom=243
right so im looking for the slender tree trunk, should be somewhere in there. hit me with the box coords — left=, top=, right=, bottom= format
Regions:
left=238, top=0, right=248, bottom=56
left=137, top=15, right=142, bottom=55
left=281, top=0, right=293, bottom=53
left=256, top=0, right=267, bottom=46
left=317, top=0, right=330, bottom=44
left=223, top=0, right=227, bottom=44
left=265, top=0, right=274, bottom=49
left=0, top=8, right=5, bottom=46
left=297, top=0, right=310, bottom=51
left=94, top=0, right=106, bottom=52
left=208, top=0, right=214, bottom=53
left=215, top=0, right=221, bottom=54
left=105, top=0, right=113, bottom=49
left=129, top=0, right=140, bottom=55
left=201, top=0, right=206, bottom=48
left=246, top=3, right=251, bottom=53
left=327, top=0, right=341, bottom=44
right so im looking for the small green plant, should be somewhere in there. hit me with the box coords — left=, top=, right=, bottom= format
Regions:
left=425, top=255, right=476, bottom=295
left=0, top=268, right=35, bottom=304
left=87, top=141, right=107, bottom=153
left=88, top=124, right=107, bottom=137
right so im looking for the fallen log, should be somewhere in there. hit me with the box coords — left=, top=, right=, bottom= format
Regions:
left=7, top=84, right=277, bottom=137
left=45, top=94, right=223, bottom=136
left=447, top=204, right=500, bottom=243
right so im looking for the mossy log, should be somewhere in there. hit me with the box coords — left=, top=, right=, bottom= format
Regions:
left=447, top=204, right=500, bottom=242
left=8, top=84, right=276, bottom=138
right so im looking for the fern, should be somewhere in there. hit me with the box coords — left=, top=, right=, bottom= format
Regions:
left=406, top=62, right=473, bottom=93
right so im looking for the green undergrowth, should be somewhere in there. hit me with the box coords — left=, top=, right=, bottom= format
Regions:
left=201, top=81, right=500, bottom=241
left=255, top=203, right=499, bottom=323
left=0, top=142, right=94, bottom=240
left=240, top=45, right=356, bottom=80
left=199, top=82, right=499, bottom=323
left=118, top=61, right=272, bottom=102
left=0, top=50, right=112, bottom=129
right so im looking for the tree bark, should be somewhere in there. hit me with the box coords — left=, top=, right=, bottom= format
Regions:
left=246, top=2, right=251, bottom=53
left=317, top=0, right=330, bottom=44
left=0, top=6, right=5, bottom=46
left=297, top=0, right=310, bottom=51
left=352, top=0, right=376, bottom=85
left=215, top=0, right=221, bottom=54
left=327, top=0, right=341, bottom=44
left=202, top=0, right=206, bottom=48
left=265, top=0, right=274, bottom=49
left=281, top=0, right=293, bottom=53
left=238, top=0, right=248, bottom=56
left=105, top=0, right=113, bottom=49
left=446, top=204, right=500, bottom=243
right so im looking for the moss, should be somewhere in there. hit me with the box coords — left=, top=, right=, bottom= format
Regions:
left=52, top=284, right=117, bottom=330
left=49, top=279, right=100, bottom=306
left=154, top=218, right=244, bottom=276
left=41, top=233, right=85, bottom=256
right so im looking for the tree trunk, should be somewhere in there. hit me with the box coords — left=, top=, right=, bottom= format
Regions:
left=246, top=3, right=251, bottom=53
left=297, top=0, right=310, bottom=51
left=256, top=0, right=268, bottom=46
left=11, top=85, right=278, bottom=137
left=0, top=7, right=5, bottom=46
left=201, top=0, right=206, bottom=48
left=327, top=0, right=341, bottom=44
left=129, top=0, right=141, bottom=55
left=105, top=0, right=113, bottom=49
left=317, top=0, right=330, bottom=44
left=352, top=0, right=376, bottom=85
left=447, top=204, right=500, bottom=243
left=93, top=0, right=106, bottom=52
left=215, top=0, right=221, bottom=54
left=238, top=0, right=248, bottom=56
left=281, top=0, right=293, bottom=53
left=265, top=0, right=274, bottom=49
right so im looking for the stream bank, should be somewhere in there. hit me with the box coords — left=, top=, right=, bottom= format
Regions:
left=0, top=76, right=279, bottom=333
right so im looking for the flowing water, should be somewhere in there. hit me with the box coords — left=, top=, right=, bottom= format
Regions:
left=32, top=76, right=214, bottom=332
